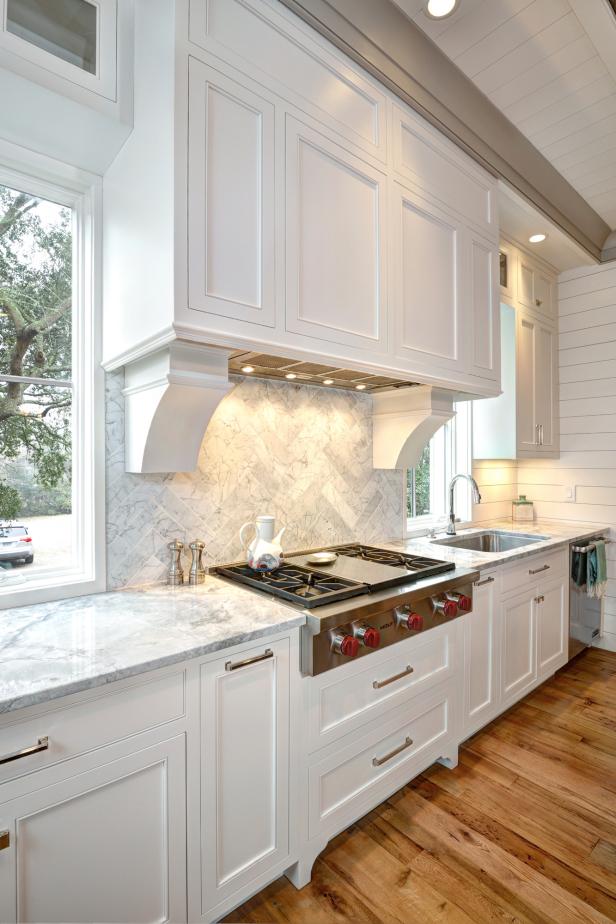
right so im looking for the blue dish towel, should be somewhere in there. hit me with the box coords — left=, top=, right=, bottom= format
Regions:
left=587, top=540, right=607, bottom=599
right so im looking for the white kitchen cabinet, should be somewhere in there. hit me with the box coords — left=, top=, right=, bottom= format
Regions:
left=188, top=58, right=277, bottom=329
left=200, top=638, right=291, bottom=914
left=462, top=570, right=500, bottom=738
left=0, top=0, right=118, bottom=101
left=499, top=242, right=516, bottom=305
left=537, top=576, right=568, bottom=680
left=0, top=735, right=187, bottom=924
left=467, top=230, right=500, bottom=383
left=285, top=117, right=388, bottom=354
left=518, top=252, right=556, bottom=322
left=517, top=309, right=558, bottom=456
left=500, top=587, right=537, bottom=708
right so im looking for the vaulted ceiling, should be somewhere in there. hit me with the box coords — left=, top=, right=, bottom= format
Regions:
left=394, top=0, right=616, bottom=230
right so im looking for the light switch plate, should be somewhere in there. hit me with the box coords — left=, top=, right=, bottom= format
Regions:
left=565, top=485, right=576, bottom=502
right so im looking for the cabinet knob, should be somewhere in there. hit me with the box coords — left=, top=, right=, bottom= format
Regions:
left=535, top=298, right=543, bottom=307
left=0, top=830, right=9, bottom=851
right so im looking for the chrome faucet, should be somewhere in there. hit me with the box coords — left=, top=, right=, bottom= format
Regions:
left=447, top=474, right=481, bottom=535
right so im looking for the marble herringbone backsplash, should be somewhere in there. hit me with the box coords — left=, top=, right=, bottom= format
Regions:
left=106, top=371, right=404, bottom=588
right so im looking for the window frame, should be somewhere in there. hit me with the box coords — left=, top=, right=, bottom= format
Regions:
left=0, top=140, right=105, bottom=607
left=404, top=401, right=473, bottom=538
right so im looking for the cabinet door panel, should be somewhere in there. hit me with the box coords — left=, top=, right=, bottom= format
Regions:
left=188, top=59, right=276, bottom=327
left=501, top=590, right=536, bottom=707
left=538, top=579, right=567, bottom=679
left=0, top=736, right=186, bottom=924
left=535, top=322, right=557, bottom=451
left=516, top=312, right=537, bottom=453
left=201, top=639, right=290, bottom=908
left=463, top=573, right=500, bottom=735
left=534, top=270, right=555, bottom=320
left=392, top=183, right=461, bottom=367
left=518, top=256, right=535, bottom=310
left=285, top=118, right=387, bottom=351
left=469, top=233, right=498, bottom=380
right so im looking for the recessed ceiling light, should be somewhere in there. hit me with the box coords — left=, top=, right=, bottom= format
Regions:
left=285, top=372, right=297, bottom=380
left=241, top=365, right=254, bottom=373
left=528, top=233, right=547, bottom=244
left=426, top=0, right=458, bottom=19
left=323, top=378, right=334, bottom=385
left=355, top=383, right=367, bottom=390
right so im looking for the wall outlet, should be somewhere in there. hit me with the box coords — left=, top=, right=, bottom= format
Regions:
left=565, top=485, right=576, bottom=502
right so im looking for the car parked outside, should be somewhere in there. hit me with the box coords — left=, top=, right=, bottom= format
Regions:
left=0, top=524, right=34, bottom=566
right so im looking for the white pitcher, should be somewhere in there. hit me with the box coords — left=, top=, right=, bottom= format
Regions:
left=239, top=515, right=286, bottom=571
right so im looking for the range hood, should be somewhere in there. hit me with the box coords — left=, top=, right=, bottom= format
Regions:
left=121, top=344, right=453, bottom=473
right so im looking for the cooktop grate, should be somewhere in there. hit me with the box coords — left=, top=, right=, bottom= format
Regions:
left=214, top=562, right=368, bottom=608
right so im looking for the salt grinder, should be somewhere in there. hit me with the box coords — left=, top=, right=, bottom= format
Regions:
left=189, top=539, right=206, bottom=585
left=167, top=539, right=185, bottom=586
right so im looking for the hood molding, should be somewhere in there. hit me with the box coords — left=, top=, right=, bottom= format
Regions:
left=123, top=342, right=234, bottom=473
left=373, top=386, right=454, bottom=470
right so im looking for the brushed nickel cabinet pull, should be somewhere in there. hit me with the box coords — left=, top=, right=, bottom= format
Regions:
left=529, top=565, right=550, bottom=575
left=225, top=649, right=273, bottom=672
left=474, top=576, right=495, bottom=587
left=539, top=424, right=544, bottom=446
left=0, top=736, right=49, bottom=766
left=373, top=665, right=414, bottom=690
left=535, top=298, right=543, bottom=307
left=372, top=735, right=413, bottom=767
left=0, top=831, right=9, bottom=851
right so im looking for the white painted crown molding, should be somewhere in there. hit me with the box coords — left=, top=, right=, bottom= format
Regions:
left=372, top=386, right=454, bottom=470
left=122, top=342, right=234, bottom=473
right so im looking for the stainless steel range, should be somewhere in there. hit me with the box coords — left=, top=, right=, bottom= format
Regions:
left=215, top=543, right=479, bottom=676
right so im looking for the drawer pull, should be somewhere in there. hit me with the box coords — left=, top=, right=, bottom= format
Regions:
left=225, top=649, right=273, bottom=672
left=474, top=576, right=495, bottom=587
left=535, top=595, right=545, bottom=604
left=0, top=736, right=49, bottom=766
left=0, top=831, right=8, bottom=851
left=372, top=735, right=413, bottom=767
left=529, top=565, right=550, bottom=575
left=373, top=665, right=414, bottom=690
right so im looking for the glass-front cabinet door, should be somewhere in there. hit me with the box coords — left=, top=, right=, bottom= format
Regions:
left=0, top=0, right=117, bottom=100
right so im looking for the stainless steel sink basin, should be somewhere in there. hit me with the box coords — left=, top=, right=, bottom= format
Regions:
left=432, top=530, right=550, bottom=553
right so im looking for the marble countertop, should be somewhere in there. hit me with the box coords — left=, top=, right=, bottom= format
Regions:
left=0, top=518, right=608, bottom=718
left=383, top=518, right=611, bottom=570
left=0, top=578, right=303, bottom=715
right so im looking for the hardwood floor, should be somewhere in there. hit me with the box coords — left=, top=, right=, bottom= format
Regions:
left=225, top=648, right=616, bottom=923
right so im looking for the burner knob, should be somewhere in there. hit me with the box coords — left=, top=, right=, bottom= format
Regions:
left=447, top=592, right=471, bottom=612
left=355, top=625, right=381, bottom=648
left=332, top=634, right=360, bottom=658
left=395, top=606, right=424, bottom=631
left=433, top=596, right=458, bottom=618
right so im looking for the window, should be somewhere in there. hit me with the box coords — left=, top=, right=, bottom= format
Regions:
left=406, top=402, right=472, bottom=533
left=0, top=152, right=103, bottom=606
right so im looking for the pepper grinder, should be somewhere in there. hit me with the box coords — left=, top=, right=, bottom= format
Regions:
left=189, top=539, right=206, bottom=585
left=167, top=539, right=185, bottom=586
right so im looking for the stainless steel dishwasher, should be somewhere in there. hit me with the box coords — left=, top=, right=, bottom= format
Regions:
left=569, top=536, right=606, bottom=659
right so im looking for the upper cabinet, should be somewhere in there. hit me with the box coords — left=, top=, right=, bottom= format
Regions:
left=0, top=0, right=117, bottom=100
left=0, top=0, right=132, bottom=173
left=102, top=0, right=502, bottom=470
left=474, top=241, right=559, bottom=461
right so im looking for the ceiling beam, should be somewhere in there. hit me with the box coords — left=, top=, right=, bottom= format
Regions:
left=278, top=0, right=611, bottom=262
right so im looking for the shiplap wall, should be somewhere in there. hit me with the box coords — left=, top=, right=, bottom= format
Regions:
left=472, top=459, right=519, bottom=523
left=518, top=260, right=616, bottom=651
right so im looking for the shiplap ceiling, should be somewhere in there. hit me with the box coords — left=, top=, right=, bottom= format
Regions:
left=394, top=0, right=616, bottom=230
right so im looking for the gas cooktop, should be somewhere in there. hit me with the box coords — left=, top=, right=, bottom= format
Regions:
left=214, top=543, right=455, bottom=608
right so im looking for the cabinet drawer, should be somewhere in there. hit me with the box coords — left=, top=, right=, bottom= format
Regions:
left=501, top=548, right=567, bottom=597
left=0, top=671, right=185, bottom=784
left=308, top=685, right=453, bottom=839
left=307, top=624, right=455, bottom=752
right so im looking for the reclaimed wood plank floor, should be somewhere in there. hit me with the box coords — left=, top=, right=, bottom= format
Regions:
left=224, top=647, right=616, bottom=923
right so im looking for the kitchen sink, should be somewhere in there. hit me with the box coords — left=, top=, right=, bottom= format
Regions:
left=432, top=530, right=550, bottom=553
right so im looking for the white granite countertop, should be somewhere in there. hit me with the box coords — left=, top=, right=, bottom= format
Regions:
left=0, top=518, right=609, bottom=717
left=0, top=578, right=303, bottom=715
left=383, top=518, right=611, bottom=570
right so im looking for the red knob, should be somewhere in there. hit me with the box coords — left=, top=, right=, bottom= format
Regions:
left=442, top=599, right=458, bottom=618
left=359, top=626, right=381, bottom=648
left=407, top=612, right=424, bottom=631
left=333, top=634, right=360, bottom=658
left=456, top=594, right=471, bottom=612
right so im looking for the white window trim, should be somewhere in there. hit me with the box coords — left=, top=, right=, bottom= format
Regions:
left=403, top=401, right=474, bottom=539
left=0, top=139, right=105, bottom=608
